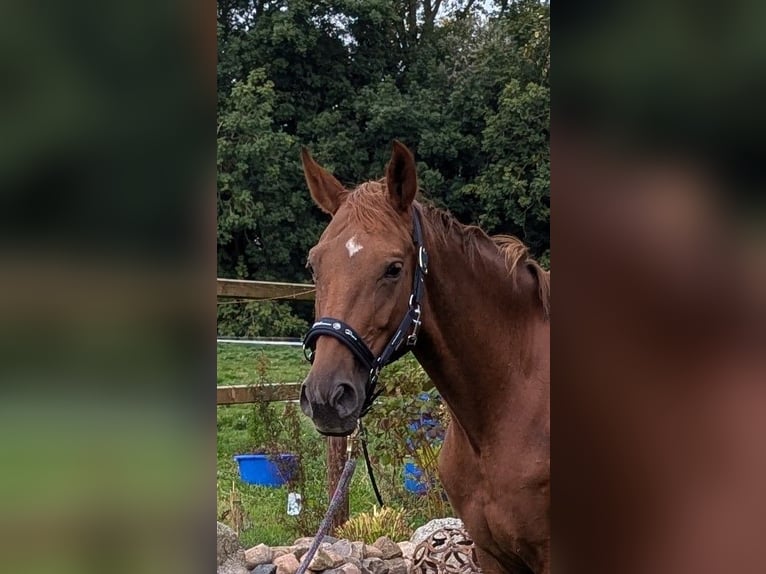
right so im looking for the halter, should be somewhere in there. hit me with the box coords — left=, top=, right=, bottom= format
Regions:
left=302, top=206, right=429, bottom=416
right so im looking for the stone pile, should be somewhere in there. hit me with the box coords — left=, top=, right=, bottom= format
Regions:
left=217, top=518, right=477, bottom=574
left=243, top=535, right=413, bottom=574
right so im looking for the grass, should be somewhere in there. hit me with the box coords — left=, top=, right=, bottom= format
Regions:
left=217, top=343, right=309, bottom=386
left=217, top=342, right=448, bottom=547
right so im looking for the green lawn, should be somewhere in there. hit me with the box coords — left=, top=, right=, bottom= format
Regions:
left=217, top=343, right=309, bottom=386
left=217, top=342, right=446, bottom=546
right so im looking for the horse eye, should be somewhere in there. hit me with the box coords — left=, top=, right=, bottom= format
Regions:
left=384, top=262, right=403, bottom=278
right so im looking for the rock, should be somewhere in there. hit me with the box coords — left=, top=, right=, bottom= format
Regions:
left=293, top=537, right=335, bottom=559
left=245, top=544, right=273, bottom=568
left=410, top=517, right=465, bottom=546
left=272, top=547, right=292, bottom=560
left=216, top=522, right=249, bottom=574
left=295, top=535, right=337, bottom=546
left=308, top=548, right=343, bottom=571
left=344, top=557, right=363, bottom=570
left=337, top=564, right=362, bottom=574
left=252, top=565, right=277, bottom=574
left=385, top=558, right=408, bottom=574
left=349, top=541, right=365, bottom=560
left=330, top=539, right=353, bottom=558
left=364, top=545, right=383, bottom=559
left=274, top=553, right=300, bottom=574
left=294, top=537, right=314, bottom=547
left=362, top=557, right=389, bottom=574
left=373, top=537, right=402, bottom=560
left=396, top=541, right=416, bottom=560
left=324, top=535, right=339, bottom=544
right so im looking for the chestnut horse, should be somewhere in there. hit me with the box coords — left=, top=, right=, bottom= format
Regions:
left=299, top=141, right=550, bottom=574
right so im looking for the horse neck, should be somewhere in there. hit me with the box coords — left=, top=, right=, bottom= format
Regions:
left=413, top=224, right=549, bottom=451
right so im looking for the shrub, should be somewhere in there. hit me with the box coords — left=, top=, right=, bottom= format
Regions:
left=336, top=506, right=411, bottom=544
left=218, top=300, right=307, bottom=338
left=363, top=357, right=453, bottom=523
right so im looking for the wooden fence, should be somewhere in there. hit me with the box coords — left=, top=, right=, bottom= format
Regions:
left=217, top=278, right=349, bottom=529
left=217, top=382, right=302, bottom=405
left=217, top=278, right=315, bottom=301
left=216, top=279, right=310, bottom=406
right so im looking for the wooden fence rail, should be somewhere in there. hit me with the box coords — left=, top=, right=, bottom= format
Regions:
left=216, top=383, right=302, bottom=405
left=217, top=278, right=315, bottom=301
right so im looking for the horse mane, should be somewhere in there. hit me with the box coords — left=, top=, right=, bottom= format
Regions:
left=420, top=203, right=550, bottom=320
left=343, top=181, right=550, bottom=320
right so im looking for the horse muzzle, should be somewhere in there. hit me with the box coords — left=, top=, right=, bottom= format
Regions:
left=300, top=380, right=361, bottom=436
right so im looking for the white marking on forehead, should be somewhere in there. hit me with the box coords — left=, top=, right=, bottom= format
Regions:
left=345, top=235, right=364, bottom=258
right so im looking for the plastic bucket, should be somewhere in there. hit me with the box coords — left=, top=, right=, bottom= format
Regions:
left=234, top=454, right=298, bottom=487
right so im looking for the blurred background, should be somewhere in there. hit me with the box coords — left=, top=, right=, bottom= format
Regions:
left=0, top=0, right=214, bottom=572
left=554, top=1, right=765, bottom=573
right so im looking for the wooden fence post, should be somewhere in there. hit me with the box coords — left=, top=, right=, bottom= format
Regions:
left=326, top=436, right=349, bottom=533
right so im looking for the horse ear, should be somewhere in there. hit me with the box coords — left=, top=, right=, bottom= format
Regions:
left=301, top=147, right=346, bottom=215
left=386, top=140, right=418, bottom=213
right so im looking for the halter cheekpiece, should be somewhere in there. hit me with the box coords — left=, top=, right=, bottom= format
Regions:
left=302, top=207, right=428, bottom=416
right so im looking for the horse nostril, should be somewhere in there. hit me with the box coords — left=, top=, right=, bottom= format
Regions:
left=299, top=383, right=313, bottom=417
left=330, top=383, right=358, bottom=418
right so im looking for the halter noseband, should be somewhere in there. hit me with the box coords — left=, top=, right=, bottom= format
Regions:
left=302, top=207, right=429, bottom=416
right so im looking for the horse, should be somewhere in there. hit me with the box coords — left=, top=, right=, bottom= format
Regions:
left=298, top=141, right=550, bottom=574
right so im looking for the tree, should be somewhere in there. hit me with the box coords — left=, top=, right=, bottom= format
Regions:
left=217, top=69, right=323, bottom=282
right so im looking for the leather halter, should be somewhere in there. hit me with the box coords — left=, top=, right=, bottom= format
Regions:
left=303, top=207, right=429, bottom=416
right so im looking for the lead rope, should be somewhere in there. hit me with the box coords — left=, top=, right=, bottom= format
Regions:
left=295, top=432, right=359, bottom=574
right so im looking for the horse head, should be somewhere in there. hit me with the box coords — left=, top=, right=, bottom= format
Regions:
left=299, top=141, right=423, bottom=436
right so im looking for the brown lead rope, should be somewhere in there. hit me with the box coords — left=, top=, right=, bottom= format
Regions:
left=295, top=433, right=359, bottom=574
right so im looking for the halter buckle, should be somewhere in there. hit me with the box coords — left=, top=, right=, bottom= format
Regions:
left=347, top=422, right=361, bottom=459
left=418, top=246, right=429, bottom=274
left=407, top=305, right=422, bottom=346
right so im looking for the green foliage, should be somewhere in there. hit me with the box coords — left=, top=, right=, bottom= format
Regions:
left=217, top=300, right=307, bottom=338
left=460, top=79, right=550, bottom=260
left=364, top=374, right=453, bottom=522
left=217, top=345, right=453, bottom=544
left=336, top=506, right=411, bottom=544
left=243, top=352, right=289, bottom=454
left=217, top=0, right=550, bottom=328
left=217, top=68, right=324, bottom=284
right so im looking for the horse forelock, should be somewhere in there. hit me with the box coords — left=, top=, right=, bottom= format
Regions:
left=340, top=179, right=411, bottom=240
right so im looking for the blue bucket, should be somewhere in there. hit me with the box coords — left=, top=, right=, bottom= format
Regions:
left=403, top=461, right=429, bottom=495
left=234, top=454, right=298, bottom=487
